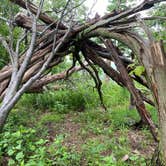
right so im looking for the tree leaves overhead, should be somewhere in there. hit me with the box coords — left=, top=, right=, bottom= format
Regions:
left=148, top=3, right=166, bottom=44
left=0, top=0, right=19, bottom=18
left=107, top=0, right=130, bottom=11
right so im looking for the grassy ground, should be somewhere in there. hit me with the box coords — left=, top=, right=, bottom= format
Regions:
left=0, top=81, right=157, bottom=166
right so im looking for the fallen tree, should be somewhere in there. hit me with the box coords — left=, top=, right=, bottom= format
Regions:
left=0, top=0, right=166, bottom=164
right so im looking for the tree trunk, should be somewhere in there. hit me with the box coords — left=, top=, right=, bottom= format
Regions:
left=0, top=107, right=8, bottom=131
left=129, top=94, right=135, bottom=110
left=104, top=40, right=158, bottom=141
left=149, top=42, right=166, bottom=164
left=150, top=69, right=166, bottom=166
left=156, top=68, right=166, bottom=164
left=0, top=102, right=15, bottom=131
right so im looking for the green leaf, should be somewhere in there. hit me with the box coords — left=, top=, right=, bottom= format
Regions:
left=129, top=66, right=145, bottom=76
left=16, top=151, right=24, bottom=161
left=7, top=149, right=15, bottom=156
left=102, top=155, right=116, bottom=164
left=15, top=144, right=22, bottom=150
left=129, top=155, right=139, bottom=161
left=29, top=145, right=36, bottom=151
left=35, top=139, right=46, bottom=145
left=12, top=131, right=21, bottom=138
left=133, top=66, right=145, bottom=76
left=3, top=143, right=8, bottom=148
left=8, top=159, right=16, bottom=166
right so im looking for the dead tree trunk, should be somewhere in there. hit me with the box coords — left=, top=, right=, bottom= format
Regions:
left=104, top=40, right=158, bottom=141
left=81, top=43, right=158, bottom=141
left=147, top=42, right=166, bottom=165
left=117, top=32, right=166, bottom=164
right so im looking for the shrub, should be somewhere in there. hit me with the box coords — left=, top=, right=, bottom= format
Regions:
left=0, top=126, right=49, bottom=165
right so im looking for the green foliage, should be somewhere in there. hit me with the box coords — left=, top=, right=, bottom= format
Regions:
left=107, top=0, right=128, bottom=11
left=19, top=92, right=59, bottom=111
left=102, top=81, right=129, bottom=107
left=18, top=78, right=99, bottom=113
left=1, top=82, right=157, bottom=165
left=0, top=126, right=49, bottom=165
left=0, top=23, right=10, bottom=68
left=48, top=135, right=81, bottom=166
left=0, top=128, right=81, bottom=165
left=36, top=0, right=87, bottom=23
left=148, top=3, right=166, bottom=44
left=58, top=84, right=98, bottom=111
left=75, top=109, right=111, bottom=124
left=0, top=0, right=19, bottom=18
left=0, top=0, right=24, bottom=69
left=81, top=139, right=110, bottom=165
left=38, top=113, right=64, bottom=125
left=129, top=65, right=145, bottom=77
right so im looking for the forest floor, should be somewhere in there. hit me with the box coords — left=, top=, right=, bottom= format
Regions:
left=0, top=82, right=158, bottom=165
left=41, top=109, right=156, bottom=165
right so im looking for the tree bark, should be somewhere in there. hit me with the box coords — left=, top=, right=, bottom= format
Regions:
left=81, top=44, right=157, bottom=140
left=148, top=42, right=166, bottom=164
left=104, top=40, right=158, bottom=141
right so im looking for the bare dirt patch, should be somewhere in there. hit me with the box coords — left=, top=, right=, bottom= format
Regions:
left=59, top=114, right=84, bottom=151
left=127, top=130, right=156, bottom=158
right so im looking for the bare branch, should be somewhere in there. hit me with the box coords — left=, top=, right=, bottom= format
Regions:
left=0, top=36, right=15, bottom=66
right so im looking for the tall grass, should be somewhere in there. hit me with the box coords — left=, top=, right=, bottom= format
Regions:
left=16, top=78, right=157, bottom=125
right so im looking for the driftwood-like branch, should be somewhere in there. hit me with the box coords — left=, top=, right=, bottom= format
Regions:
left=28, top=65, right=83, bottom=93
left=10, top=0, right=66, bottom=29
left=104, top=40, right=158, bottom=141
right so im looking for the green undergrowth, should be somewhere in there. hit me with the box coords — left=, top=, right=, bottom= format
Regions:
left=0, top=81, right=157, bottom=165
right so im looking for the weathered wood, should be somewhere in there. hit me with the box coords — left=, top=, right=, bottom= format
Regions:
left=104, top=40, right=158, bottom=141
left=148, top=41, right=166, bottom=164
left=15, top=13, right=47, bottom=32
left=28, top=65, right=83, bottom=93
left=82, top=45, right=125, bottom=87
left=10, top=0, right=66, bottom=29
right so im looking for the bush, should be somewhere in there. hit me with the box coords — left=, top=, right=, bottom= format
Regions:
left=0, top=127, right=81, bottom=165
left=18, top=79, right=100, bottom=113
left=18, top=92, right=57, bottom=111
left=0, top=126, right=49, bottom=165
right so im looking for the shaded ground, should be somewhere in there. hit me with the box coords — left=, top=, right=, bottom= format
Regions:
left=43, top=110, right=156, bottom=165
left=0, top=82, right=158, bottom=165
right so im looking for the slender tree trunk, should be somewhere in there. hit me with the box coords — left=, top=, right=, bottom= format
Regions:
left=0, top=107, right=8, bottom=131
left=0, top=103, right=14, bottom=131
